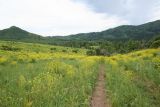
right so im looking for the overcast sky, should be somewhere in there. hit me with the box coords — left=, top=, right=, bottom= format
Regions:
left=0, top=0, right=160, bottom=36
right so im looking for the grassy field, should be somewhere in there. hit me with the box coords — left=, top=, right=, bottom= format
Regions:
left=0, top=40, right=160, bottom=107
left=0, top=41, right=100, bottom=107
left=105, top=49, right=160, bottom=107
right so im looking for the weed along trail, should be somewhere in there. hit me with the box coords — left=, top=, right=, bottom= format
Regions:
left=91, top=64, right=110, bottom=107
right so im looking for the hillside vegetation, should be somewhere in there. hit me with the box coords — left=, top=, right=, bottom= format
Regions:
left=105, top=49, right=160, bottom=107
left=0, top=41, right=159, bottom=107
left=1, top=20, right=160, bottom=42
left=65, top=20, right=160, bottom=41
left=0, top=41, right=99, bottom=107
left=1, top=20, right=160, bottom=56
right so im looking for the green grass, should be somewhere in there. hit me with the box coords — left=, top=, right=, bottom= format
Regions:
left=105, top=49, right=160, bottom=107
left=0, top=40, right=100, bottom=107
left=0, top=40, right=87, bottom=54
left=0, top=58, right=100, bottom=107
left=0, top=40, right=160, bottom=107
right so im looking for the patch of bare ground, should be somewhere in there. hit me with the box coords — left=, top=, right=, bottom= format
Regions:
left=90, top=65, right=111, bottom=107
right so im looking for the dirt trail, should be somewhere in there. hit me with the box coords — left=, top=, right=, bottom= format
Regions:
left=90, top=65, right=110, bottom=107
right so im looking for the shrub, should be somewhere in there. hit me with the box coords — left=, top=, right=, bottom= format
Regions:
left=50, top=47, right=56, bottom=51
left=62, top=49, right=67, bottom=52
left=86, top=50, right=96, bottom=56
left=1, top=45, right=21, bottom=51
left=72, top=49, right=78, bottom=53
left=150, top=40, right=160, bottom=48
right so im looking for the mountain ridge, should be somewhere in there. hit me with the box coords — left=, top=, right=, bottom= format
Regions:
left=0, top=20, right=160, bottom=44
left=64, top=20, right=160, bottom=41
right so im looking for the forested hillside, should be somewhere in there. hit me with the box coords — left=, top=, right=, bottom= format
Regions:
left=0, top=20, right=160, bottom=55
left=1, top=20, right=160, bottom=42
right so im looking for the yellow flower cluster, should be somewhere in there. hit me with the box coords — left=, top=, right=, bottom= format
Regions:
left=0, top=57, right=7, bottom=64
left=46, top=61, right=76, bottom=77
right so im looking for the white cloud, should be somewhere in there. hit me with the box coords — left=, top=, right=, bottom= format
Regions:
left=150, top=1, right=160, bottom=22
left=0, top=0, right=128, bottom=36
left=75, top=0, right=160, bottom=25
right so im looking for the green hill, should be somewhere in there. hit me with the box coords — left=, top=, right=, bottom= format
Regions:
left=0, top=20, right=160, bottom=44
left=0, top=26, right=47, bottom=43
left=63, top=20, right=160, bottom=41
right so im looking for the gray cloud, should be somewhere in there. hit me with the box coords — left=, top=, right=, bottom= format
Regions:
left=1, top=0, right=160, bottom=36
left=74, top=0, right=160, bottom=24
left=0, top=0, right=128, bottom=36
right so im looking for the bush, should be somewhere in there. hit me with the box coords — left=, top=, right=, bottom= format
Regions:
left=1, top=45, right=21, bottom=51
left=86, top=50, right=96, bottom=56
left=150, top=40, right=160, bottom=48
left=50, top=47, right=57, bottom=51
left=62, top=49, right=67, bottom=52
left=72, top=49, right=78, bottom=53
left=30, top=58, right=36, bottom=63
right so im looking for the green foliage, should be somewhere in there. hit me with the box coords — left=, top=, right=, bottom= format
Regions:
left=0, top=40, right=86, bottom=55
left=86, top=50, right=96, bottom=56
left=1, top=45, right=21, bottom=51
left=62, top=49, right=67, bottom=52
left=105, top=49, right=160, bottom=107
left=50, top=47, right=56, bottom=51
left=0, top=19, right=160, bottom=107
left=151, top=40, right=160, bottom=48
left=58, top=20, right=160, bottom=41
left=72, top=49, right=79, bottom=53
left=0, top=41, right=99, bottom=107
left=0, top=20, right=160, bottom=50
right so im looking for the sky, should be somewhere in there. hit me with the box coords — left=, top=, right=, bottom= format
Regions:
left=0, top=0, right=160, bottom=36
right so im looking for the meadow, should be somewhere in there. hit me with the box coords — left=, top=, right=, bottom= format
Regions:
left=0, top=41, right=100, bottom=107
left=0, top=40, right=160, bottom=107
left=105, top=49, right=160, bottom=107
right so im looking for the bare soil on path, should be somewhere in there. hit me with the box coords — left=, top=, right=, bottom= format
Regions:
left=90, top=65, right=110, bottom=107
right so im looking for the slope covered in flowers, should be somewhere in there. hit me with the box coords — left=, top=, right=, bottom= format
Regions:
left=0, top=40, right=159, bottom=107
left=0, top=41, right=100, bottom=107
left=105, top=49, right=160, bottom=107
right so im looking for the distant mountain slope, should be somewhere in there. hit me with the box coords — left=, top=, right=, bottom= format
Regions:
left=63, top=20, right=160, bottom=41
left=0, top=26, right=47, bottom=43
left=0, top=20, right=160, bottom=44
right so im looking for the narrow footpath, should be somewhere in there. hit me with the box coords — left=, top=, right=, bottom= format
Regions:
left=90, top=65, right=110, bottom=107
